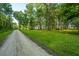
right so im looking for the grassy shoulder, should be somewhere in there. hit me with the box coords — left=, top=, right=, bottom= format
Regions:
left=0, top=30, right=12, bottom=46
left=22, top=30, right=79, bottom=56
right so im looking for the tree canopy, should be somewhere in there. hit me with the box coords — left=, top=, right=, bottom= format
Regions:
left=13, top=3, right=79, bottom=30
left=0, top=3, right=13, bottom=31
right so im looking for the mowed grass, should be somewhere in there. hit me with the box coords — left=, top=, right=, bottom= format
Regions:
left=22, top=30, right=79, bottom=56
left=0, top=31, right=12, bottom=46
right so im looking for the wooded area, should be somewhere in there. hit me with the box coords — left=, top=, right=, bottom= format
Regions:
left=13, top=3, right=79, bottom=31
left=0, top=3, right=13, bottom=31
left=0, top=3, right=79, bottom=31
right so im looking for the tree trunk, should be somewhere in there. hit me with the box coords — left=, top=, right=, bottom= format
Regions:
left=30, top=20, right=34, bottom=30
left=38, top=18, right=42, bottom=30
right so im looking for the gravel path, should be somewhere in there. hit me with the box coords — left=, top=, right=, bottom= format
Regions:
left=0, top=30, right=50, bottom=56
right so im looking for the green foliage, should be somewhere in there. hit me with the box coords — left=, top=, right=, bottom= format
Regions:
left=0, top=3, right=13, bottom=31
left=13, top=11, right=29, bottom=29
left=59, top=4, right=79, bottom=29
left=0, top=13, right=13, bottom=31
left=13, top=3, right=79, bottom=30
left=0, top=3, right=13, bottom=15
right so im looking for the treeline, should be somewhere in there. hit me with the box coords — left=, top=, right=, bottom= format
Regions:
left=13, top=3, right=79, bottom=31
left=0, top=3, right=13, bottom=31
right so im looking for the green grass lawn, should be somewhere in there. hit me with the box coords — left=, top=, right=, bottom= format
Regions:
left=22, top=30, right=79, bottom=56
left=0, top=30, right=12, bottom=46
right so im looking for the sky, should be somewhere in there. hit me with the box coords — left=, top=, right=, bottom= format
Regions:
left=11, top=3, right=26, bottom=12
left=11, top=3, right=26, bottom=25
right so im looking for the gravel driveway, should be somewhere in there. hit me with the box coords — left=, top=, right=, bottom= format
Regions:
left=0, top=30, right=50, bottom=56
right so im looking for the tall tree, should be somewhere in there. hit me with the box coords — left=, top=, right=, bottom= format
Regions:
left=0, top=3, right=13, bottom=31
